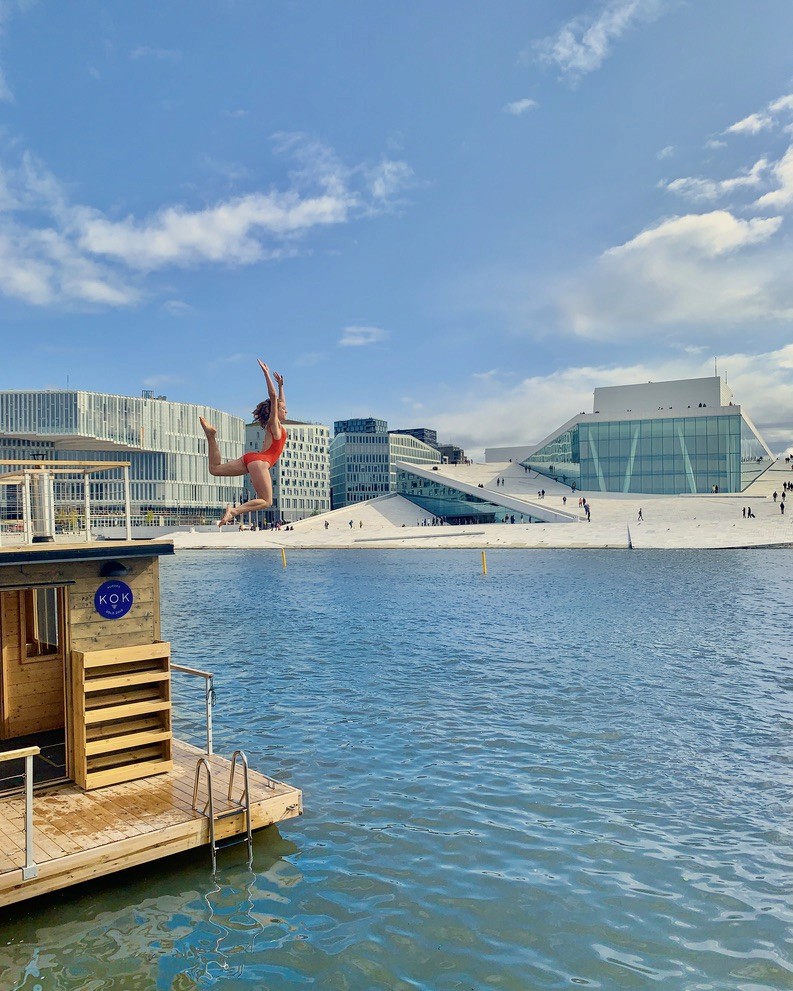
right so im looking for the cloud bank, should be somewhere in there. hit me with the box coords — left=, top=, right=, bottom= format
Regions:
left=0, top=138, right=414, bottom=307
left=426, top=346, right=793, bottom=460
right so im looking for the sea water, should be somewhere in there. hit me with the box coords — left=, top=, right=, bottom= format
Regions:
left=1, top=549, right=792, bottom=990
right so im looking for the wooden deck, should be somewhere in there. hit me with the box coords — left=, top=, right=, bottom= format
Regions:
left=0, top=739, right=302, bottom=907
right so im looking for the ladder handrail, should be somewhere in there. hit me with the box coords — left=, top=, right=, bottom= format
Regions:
left=192, top=756, right=217, bottom=872
left=192, top=751, right=254, bottom=872
left=229, top=750, right=253, bottom=860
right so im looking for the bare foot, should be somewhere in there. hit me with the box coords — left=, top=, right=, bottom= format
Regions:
left=199, top=416, right=216, bottom=439
left=217, top=505, right=234, bottom=527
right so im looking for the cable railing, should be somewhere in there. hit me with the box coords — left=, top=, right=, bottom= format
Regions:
left=172, top=664, right=216, bottom=755
left=0, top=746, right=40, bottom=880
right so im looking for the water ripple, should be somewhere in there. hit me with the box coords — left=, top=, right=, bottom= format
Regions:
left=1, top=550, right=792, bottom=990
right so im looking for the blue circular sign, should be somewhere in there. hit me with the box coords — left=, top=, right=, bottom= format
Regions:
left=94, top=580, right=134, bottom=620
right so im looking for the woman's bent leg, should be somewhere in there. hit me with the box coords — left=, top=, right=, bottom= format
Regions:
left=200, top=418, right=248, bottom=476
left=217, top=462, right=273, bottom=525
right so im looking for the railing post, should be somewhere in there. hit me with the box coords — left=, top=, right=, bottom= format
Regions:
left=83, top=471, right=91, bottom=540
left=22, top=474, right=33, bottom=545
left=123, top=466, right=132, bottom=540
left=22, top=752, right=38, bottom=880
left=206, top=675, right=214, bottom=756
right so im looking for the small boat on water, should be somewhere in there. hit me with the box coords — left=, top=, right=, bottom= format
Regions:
left=0, top=459, right=302, bottom=908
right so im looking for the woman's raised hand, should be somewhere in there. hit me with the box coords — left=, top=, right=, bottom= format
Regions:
left=274, top=371, right=284, bottom=388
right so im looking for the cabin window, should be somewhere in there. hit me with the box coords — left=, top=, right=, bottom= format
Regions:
left=23, top=587, right=63, bottom=660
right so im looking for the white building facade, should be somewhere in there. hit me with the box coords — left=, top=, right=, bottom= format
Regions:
left=0, top=390, right=243, bottom=523
left=243, top=419, right=330, bottom=524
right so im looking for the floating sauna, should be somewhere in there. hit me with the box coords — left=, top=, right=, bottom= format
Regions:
left=0, top=460, right=301, bottom=907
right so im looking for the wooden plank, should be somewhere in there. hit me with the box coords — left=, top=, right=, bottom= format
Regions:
left=88, top=745, right=167, bottom=771
left=84, top=758, right=173, bottom=790
left=84, top=671, right=169, bottom=693
left=84, top=700, right=171, bottom=724
left=85, top=730, right=171, bottom=757
left=75, top=642, right=170, bottom=667
left=0, top=746, right=40, bottom=762
left=85, top=686, right=165, bottom=710
left=86, top=715, right=164, bottom=740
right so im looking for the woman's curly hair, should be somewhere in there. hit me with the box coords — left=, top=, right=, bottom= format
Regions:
left=252, top=399, right=271, bottom=428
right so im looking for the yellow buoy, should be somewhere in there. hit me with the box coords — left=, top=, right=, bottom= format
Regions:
left=281, top=548, right=287, bottom=568
left=481, top=550, right=487, bottom=575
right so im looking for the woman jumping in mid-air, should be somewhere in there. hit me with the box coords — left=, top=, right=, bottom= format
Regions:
left=199, top=359, right=287, bottom=526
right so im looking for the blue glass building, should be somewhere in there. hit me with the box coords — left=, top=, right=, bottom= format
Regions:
left=520, top=376, right=773, bottom=495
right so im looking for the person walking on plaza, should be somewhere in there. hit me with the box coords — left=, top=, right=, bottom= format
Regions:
left=199, top=358, right=287, bottom=526
left=637, top=508, right=643, bottom=522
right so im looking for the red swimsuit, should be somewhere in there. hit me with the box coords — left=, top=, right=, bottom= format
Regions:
left=242, top=427, right=287, bottom=469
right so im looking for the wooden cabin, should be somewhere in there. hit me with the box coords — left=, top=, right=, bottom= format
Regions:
left=0, top=461, right=302, bottom=907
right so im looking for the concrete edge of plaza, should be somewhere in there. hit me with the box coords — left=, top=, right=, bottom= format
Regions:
left=164, top=457, right=793, bottom=551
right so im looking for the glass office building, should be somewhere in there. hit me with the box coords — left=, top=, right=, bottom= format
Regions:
left=330, top=418, right=440, bottom=508
left=0, top=390, right=244, bottom=522
left=521, top=377, right=773, bottom=495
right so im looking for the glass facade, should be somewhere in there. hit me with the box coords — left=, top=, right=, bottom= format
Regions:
left=0, top=390, right=244, bottom=521
left=330, top=432, right=391, bottom=508
left=388, top=434, right=441, bottom=489
left=330, top=425, right=440, bottom=509
left=523, top=410, right=772, bottom=494
left=396, top=470, right=536, bottom=524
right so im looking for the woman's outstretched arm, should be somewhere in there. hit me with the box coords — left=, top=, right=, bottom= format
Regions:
left=257, top=359, right=278, bottom=402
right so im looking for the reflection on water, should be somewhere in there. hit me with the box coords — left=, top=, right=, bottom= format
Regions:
left=2, top=550, right=793, bottom=990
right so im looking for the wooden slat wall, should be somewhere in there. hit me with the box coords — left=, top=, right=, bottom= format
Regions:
left=72, top=641, right=173, bottom=790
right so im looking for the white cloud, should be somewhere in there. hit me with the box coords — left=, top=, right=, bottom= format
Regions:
left=660, top=157, right=769, bottom=202
left=724, top=91, right=793, bottom=136
left=725, top=112, right=774, bottom=136
left=657, top=145, right=675, bottom=160
left=367, top=159, right=415, bottom=202
left=754, top=145, right=793, bottom=210
left=504, top=98, right=538, bottom=116
left=423, top=348, right=793, bottom=460
left=75, top=191, right=351, bottom=270
left=534, top=0, right=665, bottom=78
left=338, top=325, right=387, bottom=347
left=0, top=136, right=414, bottom=307
left=561, top=210, right=792, bottom=337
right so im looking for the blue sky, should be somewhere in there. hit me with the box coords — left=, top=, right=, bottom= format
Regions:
left=2, top=0, right=793, bottom=458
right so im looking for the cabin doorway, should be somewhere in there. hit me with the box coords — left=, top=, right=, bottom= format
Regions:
left=0, top=586, right=70, bottom=793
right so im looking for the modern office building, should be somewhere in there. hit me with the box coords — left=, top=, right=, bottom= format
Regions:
left=0, top=390, right=244, bottom=522
left=330, top=417, right=441, bottom=508
left=391, top=428, right=467, bottom=465
left=243, top=419, right=330, bottom=524
left=520, top=376, right=773, bottom=494
left=394, top=427, right=438, bottom=447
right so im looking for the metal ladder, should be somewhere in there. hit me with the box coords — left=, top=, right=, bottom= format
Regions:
left=192, top=751, right=253, bottom=872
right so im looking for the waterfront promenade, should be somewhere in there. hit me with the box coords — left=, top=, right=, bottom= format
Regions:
left=165, top=459, right=793, bottom=551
